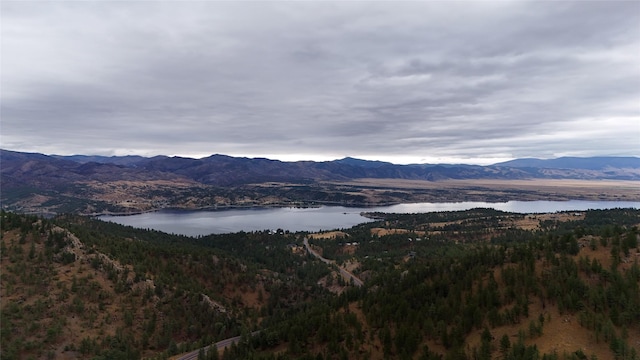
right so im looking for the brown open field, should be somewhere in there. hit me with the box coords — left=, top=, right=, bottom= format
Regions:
left=338, top=178, right=640, bottom=193
left=370, top=227, right=428, bottom=237
left=308, top=231, right=348, bottom=240
left=331, top=178, right=640, bottom=202
left=12, top=177, right=637, bottom=215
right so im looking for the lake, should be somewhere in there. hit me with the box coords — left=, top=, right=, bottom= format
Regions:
left=98, top=200, right=640, bottom=236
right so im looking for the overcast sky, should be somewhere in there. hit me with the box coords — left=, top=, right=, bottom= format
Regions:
left=2, top=1, right=639, bottom=165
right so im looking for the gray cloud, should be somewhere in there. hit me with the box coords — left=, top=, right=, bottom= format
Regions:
left=1, top=1, right=638, bottom=164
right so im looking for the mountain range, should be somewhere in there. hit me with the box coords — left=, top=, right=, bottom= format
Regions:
left=3, top=150, right=639, bottom=188
left=493, top=156, right=640, bottom=170
left=2, top=149, right=639, bottom=214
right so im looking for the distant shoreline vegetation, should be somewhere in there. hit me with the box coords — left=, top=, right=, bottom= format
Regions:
left=93, top=199, right=640, bottom=218
left=85, top=199, right=499, bottom=218
left=91, top=199, right=640, bottom=218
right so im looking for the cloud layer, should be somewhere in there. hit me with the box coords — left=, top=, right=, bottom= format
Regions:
left=2, top=1, right=639, bottom=164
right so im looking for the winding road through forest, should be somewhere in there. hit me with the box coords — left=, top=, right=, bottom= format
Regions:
left=176, top=239, right=362, bottom=360
left=176, top=331, right=260, bottom=360
left=303, top=237, right=364, bottom=287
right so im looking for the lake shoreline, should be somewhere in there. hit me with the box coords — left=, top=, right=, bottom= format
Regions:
left=87, top=195, right=640, bottom=218
left=98, top=200, right=640, bottom=236
left=87, top=199, right=517, bottom=217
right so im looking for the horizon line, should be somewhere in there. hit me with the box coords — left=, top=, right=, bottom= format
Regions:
left=3, top=148, right=640, bottom=167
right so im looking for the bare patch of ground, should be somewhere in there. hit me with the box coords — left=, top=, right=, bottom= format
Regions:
left=370, top=228, right=427, bottom=236
left=309, top=231, right=348, bottom=240
left=465, top=302, right=615, bottom=360
left=340, top=244, right=358, bottom=255
left=80, top=180, right=205, bottom=212
left=317, top=273, right=348, bottom=294
left=333, top=178, right=640, bottom=202
left=467, top=241, right=639, bottom=359
left=343, top=259, right=360, bottom=273
left=510, top=212, right=585, bottom=230
left=13, top=194, right=53, bottom=209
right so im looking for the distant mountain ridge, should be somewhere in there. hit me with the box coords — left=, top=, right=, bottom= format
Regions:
left=0, top=150, right=186, bottom=190
left=51, top=154, right=148, bottom=167
left=494, top=157, right=640, bottom=170
left=2, top=149, right=639, bottom=214
left=2, top=150, right=639, bottom=190
left=48, top=153, right=640, bottom=171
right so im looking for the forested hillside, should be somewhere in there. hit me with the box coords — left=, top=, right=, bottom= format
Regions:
left=1, top=208, right=639, bottom=359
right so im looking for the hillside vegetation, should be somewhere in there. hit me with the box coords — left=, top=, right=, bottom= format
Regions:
left=1, top=208, right=639, bottom=359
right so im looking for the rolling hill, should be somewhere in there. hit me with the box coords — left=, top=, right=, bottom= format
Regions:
left=2, top=208, right=639, bottom=359
left=4, top=150, right=640, bottom=188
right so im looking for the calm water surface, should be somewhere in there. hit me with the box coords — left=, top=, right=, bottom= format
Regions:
left=99, top=200, right=640, bottom=236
